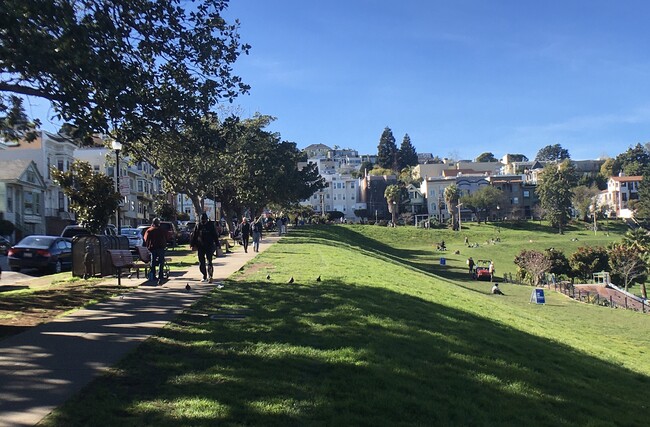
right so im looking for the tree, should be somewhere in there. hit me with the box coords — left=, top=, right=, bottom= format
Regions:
left=569, top=246, right=609, bottom=281
left=475, top=152, right=497, bottom=162
left=613, top=144, right=650, bottom=176
left=384, top=184, right=401, bottom=225
left=506, top=154, right=529, bottom=162
left=535, top=144, right=570, bottom=161
left=377, top=127, right=398, bottom=170
left=1, top=0, right=250, bottom=147
left=634, top=173, right=650, bottom=219
left=460, top=186, right=504, bottom=223
left=444, top=184, right=461, bottom=230
left=153, top=196, right=176, bottom=221
left=398, top=134, right=418, bottom=169
left=536, top=160, right=577, bottom=234
left=514, top=249, right=552, bottom=286
left=607, top=243, right=647, bottom=292
left=572, top=185, right=599, bottom=222
left=51, top=160, right=121, bottom=233
left=545, top=248, right=571, bottom=278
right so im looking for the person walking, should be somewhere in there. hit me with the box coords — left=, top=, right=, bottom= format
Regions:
left=143, top=217, right=167, bottom=285
left=467, top=257, right=475, bottom=275
left=252, top=216, right=263, bottom=252
left=240, top=216, right=251, bottom=253
left=191, top=213, right=219, bottom=283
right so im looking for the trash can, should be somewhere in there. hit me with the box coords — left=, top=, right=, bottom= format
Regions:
left=440, top=257, right=446, bottom=265
left=72, top=234, right=129, bottom=277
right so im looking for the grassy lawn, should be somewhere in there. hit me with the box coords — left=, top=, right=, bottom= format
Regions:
left=43, top=223, right=649, bottom=426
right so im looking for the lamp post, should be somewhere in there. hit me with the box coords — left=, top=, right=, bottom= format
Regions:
left=111, top=140, right=123, bottom=234
left=457, top=202, right=463, bottom=231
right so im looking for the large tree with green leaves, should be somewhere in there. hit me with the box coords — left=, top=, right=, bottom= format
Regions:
left=51, top=160, right=121, bottom=233
left=535, top=144, right=570, bottom=161
left=0, top=0, right=250, bottom=147
left=612, top=144, right=650, bottom=177
left=377, top=127, right=398, bottom=170
left=571, top=185, right=600, bottom=222
left=475, top=152, right=497, bottom=162
left=536, top=160, right=577, bottom=234
left=398, top=134, right=418, bottom=169
left=460, top=186, right=505, bottom=223
left=607, top=243, right=647, bottom=293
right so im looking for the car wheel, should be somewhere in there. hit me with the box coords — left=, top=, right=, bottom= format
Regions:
left=52, top=260, right=62, bottom=274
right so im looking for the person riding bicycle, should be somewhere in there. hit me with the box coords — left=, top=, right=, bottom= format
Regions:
left=143, top=217, right=167, bottom=285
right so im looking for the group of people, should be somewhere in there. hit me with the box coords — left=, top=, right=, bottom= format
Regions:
left=140, top=213, right=266, bottom=285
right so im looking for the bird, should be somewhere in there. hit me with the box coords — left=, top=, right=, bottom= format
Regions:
left=185, top=283, right=191, bottom=291
left=266, top=274, right=271, bottom=280
left=288, top=276, right=294, bottom=284
left=316, top=275, right=321, bottom=282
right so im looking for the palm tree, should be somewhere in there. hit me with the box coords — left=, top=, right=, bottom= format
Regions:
left=444, top=184, right=461, bottom=230
left=384, top=184, right=401, bottom=226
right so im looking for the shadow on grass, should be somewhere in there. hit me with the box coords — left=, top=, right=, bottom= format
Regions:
left=46, top=278, right=648, bottom=426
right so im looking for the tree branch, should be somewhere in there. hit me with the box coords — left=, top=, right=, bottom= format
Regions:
left=0, top=82, right=62, bottom=102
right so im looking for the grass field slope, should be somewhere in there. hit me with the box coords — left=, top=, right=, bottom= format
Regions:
left=45, top=224, right=650, bottom=426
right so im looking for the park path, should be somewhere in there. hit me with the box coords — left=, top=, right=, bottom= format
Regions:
left=0, top=236, right=278, bottom=427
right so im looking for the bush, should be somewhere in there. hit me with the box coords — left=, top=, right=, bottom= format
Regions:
left=569, top=246, right=609, bottom=281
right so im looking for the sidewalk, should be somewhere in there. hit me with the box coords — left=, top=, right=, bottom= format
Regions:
left=0, top=236, right=279, bottom=427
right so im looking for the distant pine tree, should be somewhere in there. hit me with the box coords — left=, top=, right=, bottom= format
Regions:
left=398, top=134, right=418, bottom=169
left=377, top=127, right=398, bottom=170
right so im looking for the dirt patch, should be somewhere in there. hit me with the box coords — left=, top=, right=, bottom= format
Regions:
left=233, top=262, right=274, bottom=281
left=0, top=283, right=135, bottom=340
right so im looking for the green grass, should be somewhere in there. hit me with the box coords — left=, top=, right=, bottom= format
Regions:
left=43, top=224, right=650, bottom=426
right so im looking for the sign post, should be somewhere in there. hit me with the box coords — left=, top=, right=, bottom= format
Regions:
left=530, top=288, right=546, bottom=304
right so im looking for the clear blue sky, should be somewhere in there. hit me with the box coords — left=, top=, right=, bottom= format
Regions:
left=30, top=1, right=650, bottom=162
left=221, top=0, right=650, bottom=161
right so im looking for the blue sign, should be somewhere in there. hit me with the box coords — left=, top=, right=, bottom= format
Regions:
left=530, top=289, right=546, bottom=304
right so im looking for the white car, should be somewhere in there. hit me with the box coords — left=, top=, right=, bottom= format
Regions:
left=120, top=227, right=144, bottom=249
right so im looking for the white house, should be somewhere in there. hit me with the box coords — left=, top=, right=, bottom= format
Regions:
left=0, top=159, right=47, bottom=239
left=604, top=175, right=642, bottom=218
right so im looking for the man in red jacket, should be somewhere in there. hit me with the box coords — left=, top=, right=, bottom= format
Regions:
left=144, top=217, right=167, bottom=285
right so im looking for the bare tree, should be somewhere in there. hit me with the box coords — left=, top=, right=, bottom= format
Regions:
left=514, top=250, right=553, bottom=287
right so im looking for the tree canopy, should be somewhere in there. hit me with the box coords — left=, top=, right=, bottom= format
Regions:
left=475, top=152, right=497, bottom=162
left=0, top=0, right=250, bottom=146
left=377, top=127, right=398, bottom=170
left=51, top=160, right=121, bottom=233
left=535, top=144, right=570, bottom=162
left=398, top=134, right=418, bottom=169
left=536, top=160, right=577, bottom=234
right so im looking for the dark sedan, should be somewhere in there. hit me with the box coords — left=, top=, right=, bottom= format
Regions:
left=7, top=235, right=72, bottom=273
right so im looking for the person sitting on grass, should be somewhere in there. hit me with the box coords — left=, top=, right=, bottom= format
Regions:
left=491, top=283, right=505, bottom=295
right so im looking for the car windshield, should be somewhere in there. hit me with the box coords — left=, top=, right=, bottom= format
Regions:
left=120, top=229, right=140, bottom=236
left=19, top=236, right=55, bottom=247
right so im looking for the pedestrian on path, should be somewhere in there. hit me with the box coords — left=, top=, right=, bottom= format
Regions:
left=239, top=217, right=251, bottom=253
left=252, top=215, right=263, bottom=252
left=143, top=217, right=167, bottom=285
left=191, top=213, right=219, bottom=283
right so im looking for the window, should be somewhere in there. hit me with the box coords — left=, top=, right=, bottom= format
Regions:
left=138, top=180, right=144, bottom=192
left=57, top=159, right=64, bottom=171
left=93, top=165, right=100, bottom=172
left=58, top=192, right=64, bottom=212
left=47, top=158, right=51, bottom=179
left=7, top=188, right=13, bottom=213
left=351, top=183, right=355, bottom=188
left=513, top=197, right=519, bottom=204
left=523, top=190, right=530, bottom=198
left=26, top=170, right=35, bottom=183
left=622, top=193, right=628, bottom=202
left=24, top=191, right=33, bottom=214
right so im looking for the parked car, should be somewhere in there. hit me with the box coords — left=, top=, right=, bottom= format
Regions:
left=7, top=235, right=73, bottom=273
left=473, top=259, right=493, bottom=281
left=0, top=236, right=10, bottom=255
left=61, top=225, right=117, bottom=239
left=119, top=227, right=144, bottom=250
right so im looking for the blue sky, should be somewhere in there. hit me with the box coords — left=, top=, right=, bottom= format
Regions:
left=220, top=0, right=650, bottom=161
left=31, top=0, right=650, bottom=162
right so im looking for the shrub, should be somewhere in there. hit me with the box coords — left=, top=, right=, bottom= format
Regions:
left=569, top=246, right=609, bottom=281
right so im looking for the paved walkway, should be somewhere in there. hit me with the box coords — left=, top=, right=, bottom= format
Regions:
left=0, top=237, right=279, bottom=427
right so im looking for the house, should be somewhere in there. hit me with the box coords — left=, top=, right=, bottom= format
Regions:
left=302, top=173, right=363, bottom=220
left=603, top=175, right=642, bottom=218
left=0, top=159, right=47, bottom=240
left=487, top=175, right=538, bottom=220
left=1, top=131, right=77, bottom=234
left=419, top=176, right=455, bottom=222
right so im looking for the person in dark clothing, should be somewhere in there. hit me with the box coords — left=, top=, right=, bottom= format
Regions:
left=191, top=213, right=219, bottom=283
left=144, top=217, right=168, bottom=285
left=252, top=216, right=263, bottom=252
left=239, top=217, right=251, bottom=253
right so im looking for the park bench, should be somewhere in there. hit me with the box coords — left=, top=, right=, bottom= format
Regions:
left=131, top=246, right=171, bottom=280
left=107, top=249, right=135, bottom=286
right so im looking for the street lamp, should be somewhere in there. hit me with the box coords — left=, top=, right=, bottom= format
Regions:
left=111, top=140, right=123, bottom=234
left=457, top=202, right=463, bottom=231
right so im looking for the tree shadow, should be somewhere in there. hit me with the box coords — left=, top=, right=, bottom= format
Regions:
left=47, top=278, right=648, bottom=426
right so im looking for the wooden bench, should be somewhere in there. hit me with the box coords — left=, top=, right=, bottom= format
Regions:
left=107, top=249, right=135, bottom=286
